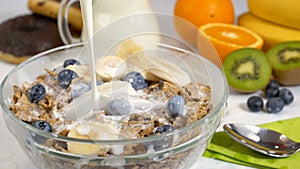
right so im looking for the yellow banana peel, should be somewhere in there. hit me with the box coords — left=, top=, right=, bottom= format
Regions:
left=248, top=0, right=300, bottom=30
left=238, top=13, right=300, bottom=51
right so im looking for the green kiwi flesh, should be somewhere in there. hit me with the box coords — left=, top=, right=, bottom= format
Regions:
left=223, top=48, right=272, bottom=92
left=267, top=41, right=300, bottom=85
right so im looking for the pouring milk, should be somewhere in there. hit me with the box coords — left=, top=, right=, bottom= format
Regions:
left=59, top=0, right=161, bottom=114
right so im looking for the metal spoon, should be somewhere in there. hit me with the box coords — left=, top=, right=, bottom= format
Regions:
left=223, top=123, right=300, bottom=157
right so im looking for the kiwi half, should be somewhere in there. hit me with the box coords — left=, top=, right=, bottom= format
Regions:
left=223, top=48, right=272, bottom=92
left=267, top=41, right=300, bottom=85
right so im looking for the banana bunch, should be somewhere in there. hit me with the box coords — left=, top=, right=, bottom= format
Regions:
left=238, top=0, right=300, bottom=51
left=247, top=0, right=300, bottom=30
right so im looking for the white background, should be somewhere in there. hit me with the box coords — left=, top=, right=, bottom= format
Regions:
left=0, top=0, right=299, bottom=168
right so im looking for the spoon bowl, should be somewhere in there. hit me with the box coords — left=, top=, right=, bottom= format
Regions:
left=223, top=123, right=300, bottom=157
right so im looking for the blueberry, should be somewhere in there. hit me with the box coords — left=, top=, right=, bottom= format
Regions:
left=149, top=125, right=175, bottom=151
left=105, top=98, right=133, bottom=116
left=144, top=125, right=175, bottom=151
left=247, top=96, right=263, bottom=112
left=63, top=59, right=81, bottom=68
left=71, top=82, right=91, bottom=98
left=122, top=71, right=148, bottom=90
left=31, top=120, right=52, bottom=143
left=266, top=97, right=284, bottom=113
left=27, top=84, right=46, bottom=103
left=57, top=69, right=78, bottom=88
left=166, top=95, right=184, bottom=118
left=153, top=125, right=175, bottom=134
left=278, top=88, right=294, bottom=105
left=265, top=87, right=279, bottom=99
left=32, top=120, right=53, bottom=132
left=266, top=80, right=280, bottom=90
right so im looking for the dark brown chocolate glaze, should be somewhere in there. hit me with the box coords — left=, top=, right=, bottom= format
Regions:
left=0, top=14, right=64, bottom=57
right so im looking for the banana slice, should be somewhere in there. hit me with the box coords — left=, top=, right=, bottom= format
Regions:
left=97, top=81, right=137, bottom=96
left=140, top=70, right=161, bottom=82
left=116, top=39, right=143, bottom=59
left=96, top=56, right=127, bottom=81
left=129, top=65, right=161, bottom=82
left=147, top=55, right=191, bottom=86
left=67, top=121, right=120, bottom=155
left=127, top=52, right=191, bottom=86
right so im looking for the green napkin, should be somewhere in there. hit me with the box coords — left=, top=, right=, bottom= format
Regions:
left=203, top=117, right=300, bottom=169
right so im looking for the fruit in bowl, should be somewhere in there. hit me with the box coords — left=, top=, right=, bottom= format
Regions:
left=0, top=39, right=228, bottom=168
left=0, top=13, right=228, bottom=169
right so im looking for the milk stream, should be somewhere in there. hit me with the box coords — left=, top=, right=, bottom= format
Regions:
left=79, top=0, right=99, bottom=110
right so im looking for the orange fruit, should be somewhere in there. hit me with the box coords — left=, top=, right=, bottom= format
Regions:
left=174, top=0, right=235, bottom=28
left=198, top=23, right=264, bottom=65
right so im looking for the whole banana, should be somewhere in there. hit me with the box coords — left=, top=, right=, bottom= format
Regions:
left=248, top=0, right=300, bottom=30
left=238, top=13, right=300, bottom=51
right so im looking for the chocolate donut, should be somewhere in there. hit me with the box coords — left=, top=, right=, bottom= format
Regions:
left=0, top=14, right=64, bottom=64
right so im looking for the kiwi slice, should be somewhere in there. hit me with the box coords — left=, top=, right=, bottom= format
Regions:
left=267, top=41, right=300, bottom=85
left=223, top=48, right=272, bottom=92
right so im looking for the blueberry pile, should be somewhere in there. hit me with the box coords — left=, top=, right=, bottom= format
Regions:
left=247, top=80, right=294, bottom=113
left=27, top=59, right=81, bottom=132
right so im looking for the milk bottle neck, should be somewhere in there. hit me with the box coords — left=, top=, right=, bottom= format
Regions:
left=93, top=0, right=153, bottom=12
left=80, top=0, right=155, bottom=41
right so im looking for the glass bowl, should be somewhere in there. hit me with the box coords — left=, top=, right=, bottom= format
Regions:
left=0, top=13, right=228, bottom=169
